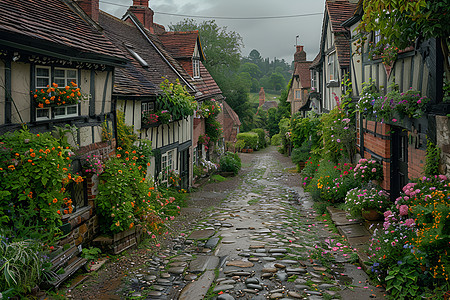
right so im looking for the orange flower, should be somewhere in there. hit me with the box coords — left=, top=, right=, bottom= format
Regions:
left=27, top=159, right=32, bottom=163
left=53, top=198, right=58, bottom=203
left=148, top=192, right=152, bottom=197
left=30, top=153, right=36, bottom=157
left=117, top=154, right=121, bottom=158
left=129, top=223, right=134, bottom=229
left=45, top=99, right=50, bottom=104
left=57, top=210, right=61, bottom=214
left=64, top=210, right=68, bottom=214
left=65, top=86, right=70, bottom=90
left=38, top=103, right=44, bottom=108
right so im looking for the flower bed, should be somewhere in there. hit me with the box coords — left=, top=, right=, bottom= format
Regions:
left=32, top=82, right=81, bottom=108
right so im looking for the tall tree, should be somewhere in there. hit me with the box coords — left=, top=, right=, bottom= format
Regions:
left=169, top=19, right=243, bottom=75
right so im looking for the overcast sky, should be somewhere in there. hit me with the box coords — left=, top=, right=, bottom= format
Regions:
left=100, top=0, right=325, bottom=63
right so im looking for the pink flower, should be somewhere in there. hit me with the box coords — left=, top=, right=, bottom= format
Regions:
left=404, top=219, right=415, bottom=227
left=392, top=118, right=397, bottom=122
left=384, top=210, right=392, bottom=218
left=399, top=205, right=409, bottom=216
left=372, top=168, right=376, bottom=172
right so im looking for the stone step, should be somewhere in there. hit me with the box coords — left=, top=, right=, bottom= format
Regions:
left=189, top=255, right=219, bottom=273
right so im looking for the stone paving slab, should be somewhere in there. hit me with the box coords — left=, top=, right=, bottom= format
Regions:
left=179, top=270, right=215, bottom=300
left=338, top=224, right=370, bottom=238
left=330, top=212, right=361, bottom=226
left=187, top=229, right=215, bottom=240
left=189, top=255, right=219, bottom=273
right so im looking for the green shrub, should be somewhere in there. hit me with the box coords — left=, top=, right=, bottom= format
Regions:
left=291, top=141, right=311, bottom=165
left=219, top=152, right=241, bottom=175
left=251, top=128, right=267, bottom=149
left=236, top=132, right=258, bottom=149
left=271, top=134, right=282, bottom=146
left=0, top=237, right=46, bottom=296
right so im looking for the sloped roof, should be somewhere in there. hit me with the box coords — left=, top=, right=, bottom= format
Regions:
left=158, top=31, right=205, bottom=60
left=294, top=61, right=312, bottom=88
left=0, top=0, right=126, bottom=65
left=223, top=100, right=241, bottom=126
left=310, top=51, right=322, bottom=69
left=326, top=0, right=357, bottom=33
left=99, top=11, right=195, bottom=96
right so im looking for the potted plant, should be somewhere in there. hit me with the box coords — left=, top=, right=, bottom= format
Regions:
left=345, top=187, right=389, bottom=220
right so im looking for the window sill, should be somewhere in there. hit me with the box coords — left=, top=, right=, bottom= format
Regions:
left=327, top=81, right=340, bottom=88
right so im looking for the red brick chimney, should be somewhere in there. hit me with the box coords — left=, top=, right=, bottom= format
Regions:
left=77, top=0, right=99, bottom=22
left=294, top=45, right=306, bottom=62
left=129, top=0, right=154, bottom=33
left=259, top=87, right=266, bottom=107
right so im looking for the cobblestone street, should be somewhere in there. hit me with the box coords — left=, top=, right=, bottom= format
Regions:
left=69, top=148, right=385, bottom=299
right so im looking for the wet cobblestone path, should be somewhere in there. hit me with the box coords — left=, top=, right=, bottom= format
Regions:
left=70, top=148, right=386, bottom=299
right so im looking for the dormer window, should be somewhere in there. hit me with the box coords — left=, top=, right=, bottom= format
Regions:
left=193, top=58, right=200, bottom=78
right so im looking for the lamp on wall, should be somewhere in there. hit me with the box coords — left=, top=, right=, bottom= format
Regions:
left=12, top=52, right=20, bottom=62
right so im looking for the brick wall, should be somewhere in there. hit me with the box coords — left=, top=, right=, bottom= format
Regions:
left=58, top=140, right=115, bottom=248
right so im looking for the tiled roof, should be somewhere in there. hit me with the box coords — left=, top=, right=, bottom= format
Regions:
left=335, top=34, right=351, bottom=68
left=0, top=0, right=126, bottom=65
left=99, top=11, right=194, bottom=96
left=195, top=62, right=222, bottom=99
left=310, top=52, right=322, bottom=69
left=223, top=100, right=241, bottom=126
left=158, top=31, right=202, bottom=59
left=326, top=0, right=357, bottom=33
left=294, top=61, right=312, bottom=88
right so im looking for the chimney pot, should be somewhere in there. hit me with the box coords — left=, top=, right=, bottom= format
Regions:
left=296, top=45, right=304, bottom=52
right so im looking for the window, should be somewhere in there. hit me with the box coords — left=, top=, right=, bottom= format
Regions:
left=142, top=101, right=155, bottom=113
left=54, top=68, right=77, bottom=87
left=35, top=66, right=80, bottom=121
left=327, top=51, right=338, bottom=82
left=294, top=89, right=302, bottom=100
left=311, top=70, right=317, bottom=89
left=36, top=66, right=51, bottom=88
left=161, top=150, right=175, bottom=182
left=193, top=58, right=200, bottom=78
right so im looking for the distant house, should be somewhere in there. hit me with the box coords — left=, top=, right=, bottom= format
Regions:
left=217, top=100, right=241, bottom=151
left=258, top=87, right=278, bottom=111
left=309, top=0, right=357, bottom=112
left=158, top=30, right=224, bottom=164
left=287, top=46, right=312, bottom=116
left=343, top=1, right=449, bottom=200
left=100, top=1, right=198, bottom=189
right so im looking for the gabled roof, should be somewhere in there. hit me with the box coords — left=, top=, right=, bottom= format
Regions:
left=294, top=61, right=312, bottom=88
left=223, top=101, right=241, bottom=126
left=158, top=31, right=205, bottom=60
left=0, top=0, right=126, bottom=66
left=99, top=11, right=195, bottom=96
left=326, top=0, right=357, bottom=33
left=310, top=52, right=322, bottom=69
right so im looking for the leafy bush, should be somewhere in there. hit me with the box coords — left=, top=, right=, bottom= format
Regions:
left=236, top=132, right=258, bottom=150
left=271, top=134, right=281, bottom=146
left=205, top=117, right=222, bottom=142
left=291, top=113, right=320, bottom=149
left=353, top=158, right=384, bottom=183
left=345, top=187, right=389, bottom=218
left=219, top=152, right=241, bottom=175
left=0, top=127, right=82, bottom=243
left=0, top=237, right=47, bottom=296
left=250, top=128, right=267, bottom=149
left=158, top=78, right=197, bottom=120
left=291, top=141, right=311, bottom=165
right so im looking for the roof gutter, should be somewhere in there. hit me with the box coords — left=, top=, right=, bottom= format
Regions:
left=127, top=14, right=196, bottom=92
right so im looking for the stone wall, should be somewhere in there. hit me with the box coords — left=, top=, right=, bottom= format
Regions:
left=436, top=115, right=450, bottom=176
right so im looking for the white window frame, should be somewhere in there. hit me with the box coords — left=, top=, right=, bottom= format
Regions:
left=327, top=51, right=338, bottom=82
left=34, top=66, right=80, bottom=121
left=193, top=58, right=200, bottom=78
left=294, top=89, right=302, bottom=100
left=36, top=66, right=51, bottom=89
left=54, top=68, right=77, bottom=87
left=311, top=70, right=317, bottom=89
left=161, top=149, right=175, bottom=183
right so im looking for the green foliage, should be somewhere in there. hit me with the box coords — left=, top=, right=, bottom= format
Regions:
left=385, top=256, right=421, bottom=300
left=345, top=187, right=389, bottom=218
left=291, top=113, right=320, bottom=149
left=158, top=78, right=197, bottom=121
left=81, top=247, right=101, bottom=261
left=219, top=152, right=241, bottom=175
left=320, top=107, right=355, bottom=163
left=271, top=133, right=282, bottom=146
left=267, top=107, right=280, bottom=137
left=0, top=127, right=82, bottom=243
left=291, top=141, right=311, bottom=165
left=116, top=110, right=137, bottom=151
left=0, top=237, right=46, bottom=295
left=278, top=118, right=291, bottom=154
left=205, top=117, right=222, bottom=142
left=198, top=99, right=221, bottom=118
left=424, top=139, right=441, bottom=177
left=250, top=128, right=267, bottom=149
left=236, top=132, right=258, bottom=150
